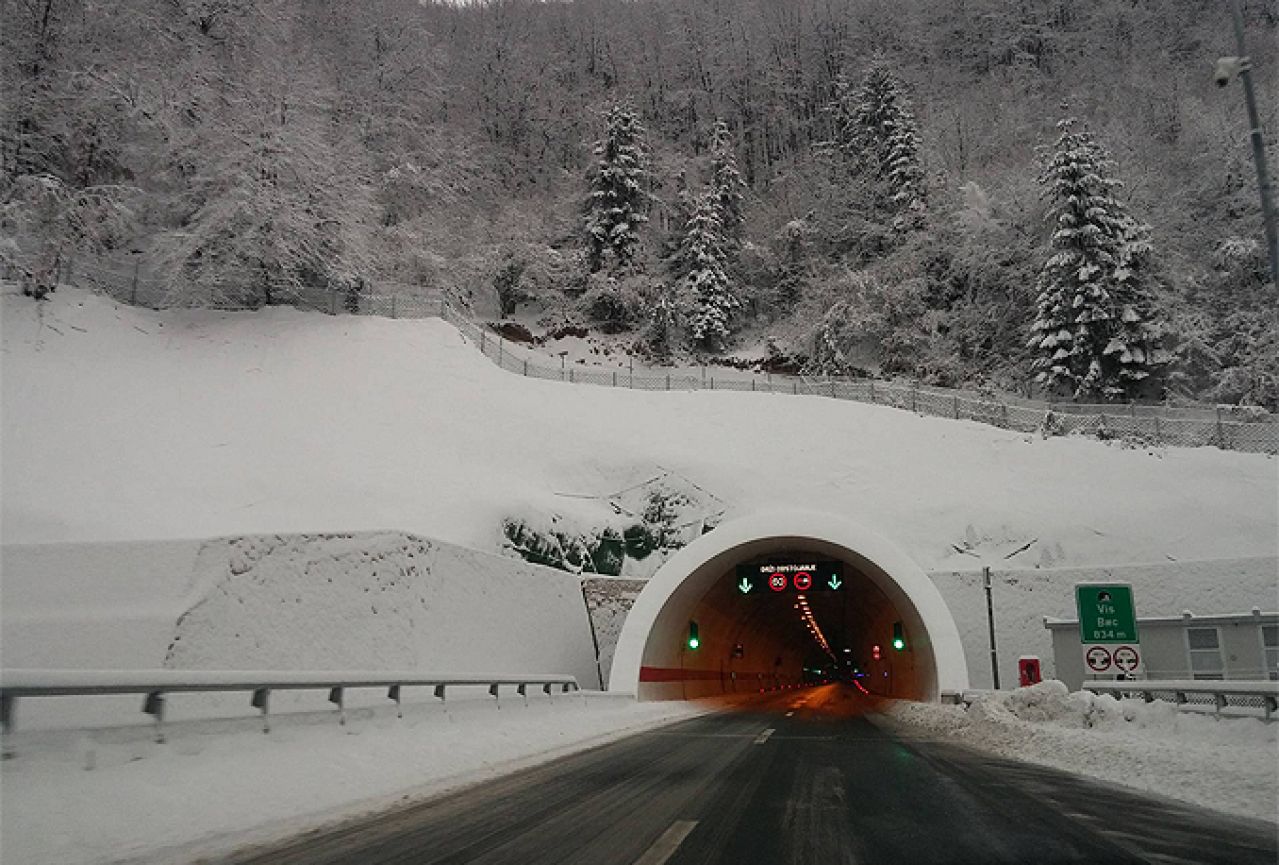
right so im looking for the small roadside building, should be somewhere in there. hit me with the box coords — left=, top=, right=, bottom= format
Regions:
left=1044, top=609, right=1279, bottom=691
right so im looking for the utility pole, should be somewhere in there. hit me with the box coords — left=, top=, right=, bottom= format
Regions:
left=983, top=566, right=1001, bottom=690
left=1221, top=0, right=1279, bottom=288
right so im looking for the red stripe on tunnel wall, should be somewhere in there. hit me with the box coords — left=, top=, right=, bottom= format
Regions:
left=638, top=666, right=777, bottom=682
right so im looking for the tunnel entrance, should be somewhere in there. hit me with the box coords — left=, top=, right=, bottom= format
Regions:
left=609, top=511, right=969, bottom=702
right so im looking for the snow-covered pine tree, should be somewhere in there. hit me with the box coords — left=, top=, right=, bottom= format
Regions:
left=646, top=281, right=681, bottom=358
left=584, top=103, right=649, bottom=273
left=845, top=65, right=926, bottom=225
left=680, top=191, right=738, bottom=351
left=1107, top=219, right=1167, bottom=395
left=1030, top=119, right=1163, bottom=400
left=708, top=119, right=745, bottom=246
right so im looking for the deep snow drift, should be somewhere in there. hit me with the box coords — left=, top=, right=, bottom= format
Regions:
left=3, top=288, right=1275, bottom=571
left=883, top=680, right=1278, bottom=823
left=0, top=690, right=703, bottom=865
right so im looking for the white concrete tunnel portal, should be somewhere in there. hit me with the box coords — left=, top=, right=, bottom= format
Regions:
left=610, top=511, right=969, bottom=702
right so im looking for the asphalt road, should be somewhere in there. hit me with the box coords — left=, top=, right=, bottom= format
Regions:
left=218, top=685, right=1278, bottom=865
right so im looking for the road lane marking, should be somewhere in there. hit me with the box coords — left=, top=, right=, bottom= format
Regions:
left=633, top=820, right=698, bottom=865
left=785, top=711, right=794, bottom=717
left=754, top=728, right=775, bottom=745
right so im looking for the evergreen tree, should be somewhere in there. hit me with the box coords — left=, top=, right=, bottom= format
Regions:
left=708, top=119, right=745, bottom=246
left=646, top=281, right=680, bottom=358
left=680, top=191, right=737, bottom=351
left=841, top=65, right=926, bottom=225
left=584, top=103, right=649, bottom=273
left=1029, top=119, right=1163, bottom=400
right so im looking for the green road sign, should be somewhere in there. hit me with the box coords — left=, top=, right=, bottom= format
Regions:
left=1075, top=584, right=1139, bottom=644
left=738, top=577, right=753, bottom=594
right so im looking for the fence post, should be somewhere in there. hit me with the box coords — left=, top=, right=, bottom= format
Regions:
left=1001, top=403, right=1009, bottom=429
left=1152, top=415, right=1161, bottom=445
left=953, top=395, right=960, bottom=419
left=481, top=330, right=487, bottom=353
left=792, top=382, right=797, bottom=395
left=666, top=374, right=671, bottom=390
left=523, top=359, right=529, bottom=376
left=130, top=260, right=140, bottom=305
left=569, top=368, right=574, bottom=383
left=612, top=371, right=617, bottom=387
left=561, top=355, right=565, bottom=381
left=391, top=296, right=397, bottom=319
left=498, top=335, right=504, bottom=366
left=439, top=298, right=445, bottom=317
left=1215, top=406, right=1225, bottom=447
left=910, top=386, right=917, bottom=413
left=869, top=380, right=876, bottom=403
left=629, top=358, right=634, bottom=388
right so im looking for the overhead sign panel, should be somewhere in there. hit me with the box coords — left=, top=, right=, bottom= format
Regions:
left=735, top=562, right=844, bottom=594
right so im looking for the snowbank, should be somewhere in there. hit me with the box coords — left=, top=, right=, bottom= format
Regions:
left=882, top=680, right=1279, bottom=822
left=0, top=690, right=704, bottom=865
left=3, top=288, right=1275, bottom=572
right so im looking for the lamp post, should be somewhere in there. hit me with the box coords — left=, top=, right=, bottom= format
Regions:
left=1218, top=0, right=1278, bottom=288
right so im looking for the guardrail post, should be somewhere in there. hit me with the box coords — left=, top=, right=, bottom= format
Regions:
left=1214, top=692, right=1227, bottom=718
left=1, top=693, right=14, bottom=758
left=251, top=688, right=271, bottom=733
left=388, top=684, right=402, bottom=718
left=329, top=686, right=345, bottom=725
left=489, top=682, right=501, bottom=710
left=1175, top=690, right=1187, bottom=705
left=542, top=682, right=554, bottom=698
left=517, top=683, right=529, bottom=706
left=434, top=684, right=446, bottom=702
left=143, top=691, right=166, bottom=743
left=523, top=359, right=528, bottom=376
left=1266, top=695, right=1276, bottom=721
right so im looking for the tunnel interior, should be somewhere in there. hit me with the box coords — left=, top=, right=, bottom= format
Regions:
left=632, top=540, right=937, bottom=702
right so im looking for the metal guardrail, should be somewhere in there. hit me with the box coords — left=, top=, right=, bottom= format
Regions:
left=1081, top=679, right=1279, bottom=720
left=0, top=669, right=581, bottom=753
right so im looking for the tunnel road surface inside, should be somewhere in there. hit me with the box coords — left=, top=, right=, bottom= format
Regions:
left=220, top=685, right=1278, bottom=865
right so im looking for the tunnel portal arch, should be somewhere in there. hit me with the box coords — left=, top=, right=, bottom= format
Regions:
left=609, top=511, right=969, bottom=701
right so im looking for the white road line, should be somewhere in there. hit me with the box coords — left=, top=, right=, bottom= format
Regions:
left=632, top=820, right=699, bottom=865
left=754, top=727, right=775, bottom=745
left=785, top=711, right=794, bottom=717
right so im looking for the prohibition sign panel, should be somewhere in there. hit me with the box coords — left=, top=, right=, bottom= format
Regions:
left=1084, top=645, right=1112, bottom=673
left=1112, top=645, right=1143, bottom=674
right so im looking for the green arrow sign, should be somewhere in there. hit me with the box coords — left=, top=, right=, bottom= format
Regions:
left=828, top=576, right=842, bottom=590
left=738, top=578, right=753, bottom=594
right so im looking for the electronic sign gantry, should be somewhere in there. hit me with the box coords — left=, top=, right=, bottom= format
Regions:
left=734, top=561, right=845, bottom=594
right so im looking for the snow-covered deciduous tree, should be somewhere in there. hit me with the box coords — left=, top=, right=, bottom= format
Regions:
left=708, top=119, right=745, bottom=246
left=680, top=191, right=737, bottom=351
left=584, top=102, right=649, bottom=273
left=1029, top=119, right=1164, bottom=401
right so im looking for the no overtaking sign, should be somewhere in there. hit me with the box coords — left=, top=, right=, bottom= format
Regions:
left=1076, top=584, right=1143, bottom=676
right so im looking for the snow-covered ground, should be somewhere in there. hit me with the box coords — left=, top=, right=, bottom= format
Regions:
left=3, top=288, right=1274, bottom=571
left=881, top=680, right=1279, bottom=823
left=0, top=689, right=705, bottom=865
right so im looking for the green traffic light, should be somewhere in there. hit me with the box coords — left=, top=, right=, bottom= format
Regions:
left=892, top=621, right=906, bottom=651
left=687, top=620, right=700, bottom=651
left=892, top=637, right=905, bottom=651
left=688, top=637, right=700, bottom=649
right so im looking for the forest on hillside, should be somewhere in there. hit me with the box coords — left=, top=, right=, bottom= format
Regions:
left=2, top=0, right=1276, bottom=406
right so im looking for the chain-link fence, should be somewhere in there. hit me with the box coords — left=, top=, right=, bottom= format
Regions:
left=439, top=304, right=1277, bottom=455
left=16, top=255, right=1277, bottom=456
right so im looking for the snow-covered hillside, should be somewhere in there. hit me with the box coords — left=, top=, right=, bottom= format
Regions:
left=2, top=288, right=1275, bottom=569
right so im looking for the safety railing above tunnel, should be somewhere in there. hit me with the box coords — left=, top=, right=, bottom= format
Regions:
left=0, top=669, right=582, bottom=753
